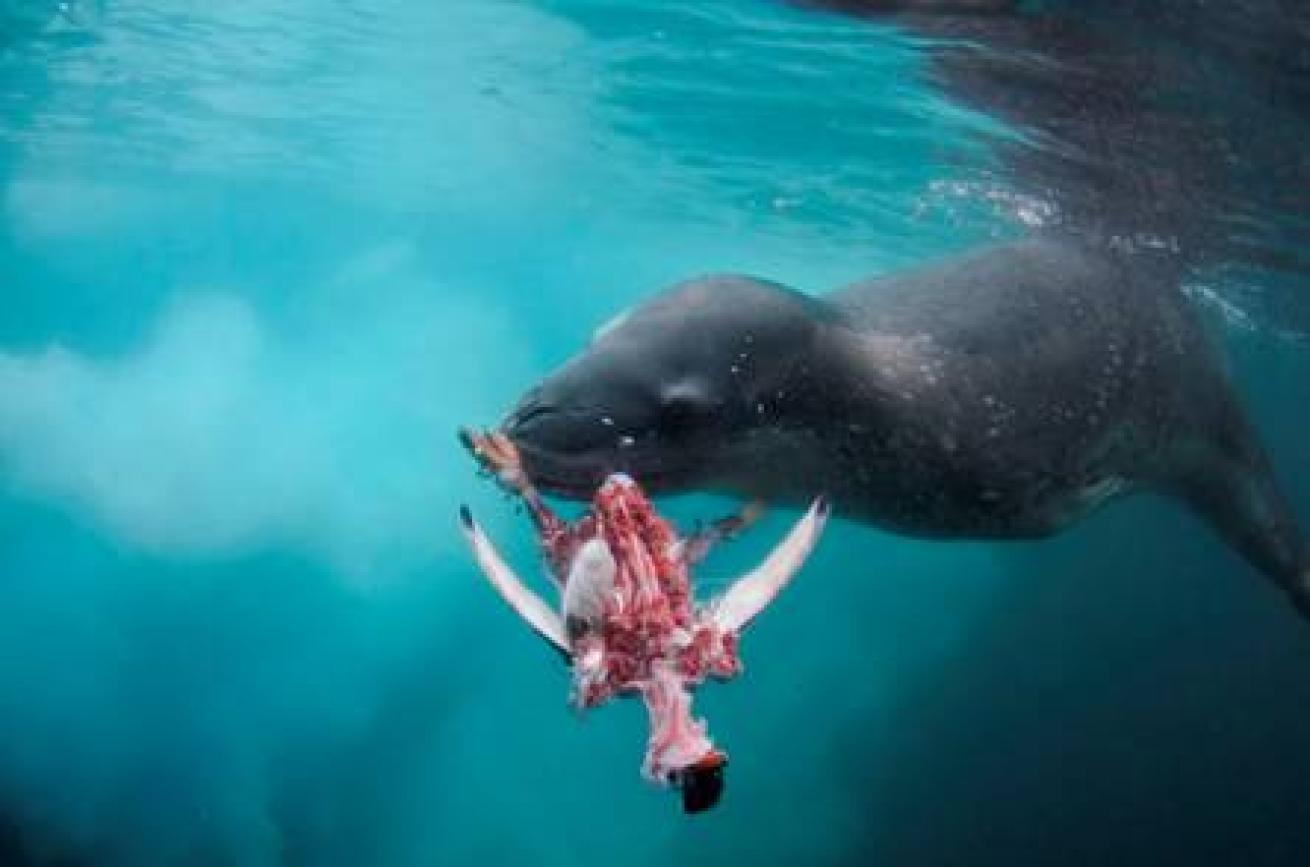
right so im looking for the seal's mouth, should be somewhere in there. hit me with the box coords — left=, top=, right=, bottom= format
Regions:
left=497, top=399, right=619, bottom=497
left=499, top=406, right=692, bottom=499
left=457, top=424, right=604, bottom=499
left=511, top=435, right=696, bottom=500
left=508, top=435, right=612, bottom=499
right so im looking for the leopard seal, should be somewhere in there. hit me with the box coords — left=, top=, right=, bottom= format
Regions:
left=493, top=237, right=1310, bottom=618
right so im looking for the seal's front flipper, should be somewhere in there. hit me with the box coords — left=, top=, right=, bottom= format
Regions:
left=675, top=500, right=767, bottom=566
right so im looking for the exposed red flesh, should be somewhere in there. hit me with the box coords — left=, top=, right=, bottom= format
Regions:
left=534, top=475, right=741, bottom=783
left=459, top=426, right=825, bottom=809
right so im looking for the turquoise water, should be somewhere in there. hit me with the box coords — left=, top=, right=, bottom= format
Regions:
left=2, top=2, right=1309, bottom=864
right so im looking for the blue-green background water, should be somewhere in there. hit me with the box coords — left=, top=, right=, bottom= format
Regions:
left=2, top=1, right=1309, bottom=864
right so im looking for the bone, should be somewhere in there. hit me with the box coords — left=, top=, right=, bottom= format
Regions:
left=639, top=663, right=717, bottom=785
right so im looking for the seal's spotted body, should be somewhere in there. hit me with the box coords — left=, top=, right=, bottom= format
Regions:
left=495, top=238, right=1310, bottom=620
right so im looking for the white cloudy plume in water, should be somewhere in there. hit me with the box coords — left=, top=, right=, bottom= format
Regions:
left=0, top=0, right=604, bottom=863
left=0, top=241, right=546, bottom=865
left=0, top=241, right=530, bottom=577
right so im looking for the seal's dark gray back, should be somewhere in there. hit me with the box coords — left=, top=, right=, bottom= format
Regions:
left=827, top=237, right=1308, bottom=605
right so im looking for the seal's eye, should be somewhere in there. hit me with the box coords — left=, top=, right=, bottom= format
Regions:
left=658, top=394, right=712, bottom=437
left=657, top=379, right=718, bottom=438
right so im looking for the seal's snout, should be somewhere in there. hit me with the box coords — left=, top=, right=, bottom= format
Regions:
left=492, top=386, right=624, bottom=499
left=503, top=402, right=549, bottom=437
left=501, top=386, right=551, bottom=436
left=501, top=397, right=583, bottom=454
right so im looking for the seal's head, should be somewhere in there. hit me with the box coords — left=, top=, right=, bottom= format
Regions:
left=502, top=275, right=832, bottom=498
